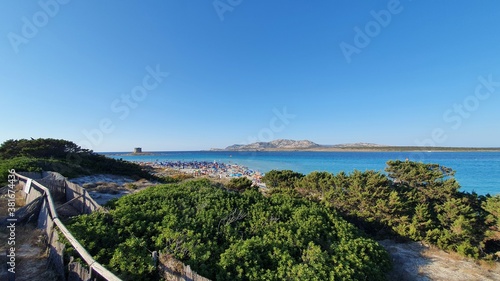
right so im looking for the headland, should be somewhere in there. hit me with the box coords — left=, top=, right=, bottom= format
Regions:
left=211, top=139, right=500, bottom=152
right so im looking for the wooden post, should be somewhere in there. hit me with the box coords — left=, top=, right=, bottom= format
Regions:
left=82, top=190, right=86, bottom=214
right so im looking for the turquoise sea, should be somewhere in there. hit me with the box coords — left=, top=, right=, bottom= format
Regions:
left=105, top=151, right=500, bottom=195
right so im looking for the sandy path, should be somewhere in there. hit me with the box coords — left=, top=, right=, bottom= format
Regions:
left=0, top=225, right=58, bottom=281
left=380, top=240, right=500, bottom=281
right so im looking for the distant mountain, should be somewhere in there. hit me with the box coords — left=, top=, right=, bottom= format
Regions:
left=330, top=142, right=384, bottom=148
left=212, top=140, right=500, bottom=152
left=224, top=139, right=320, bottom=151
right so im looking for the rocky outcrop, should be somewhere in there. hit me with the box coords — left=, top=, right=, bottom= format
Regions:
left=224, top=139, right=320, bottom=151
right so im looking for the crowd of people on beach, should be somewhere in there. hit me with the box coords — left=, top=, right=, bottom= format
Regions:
left=138, top=160, right=264, bottom=184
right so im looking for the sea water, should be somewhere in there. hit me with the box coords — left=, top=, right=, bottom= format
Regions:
left=104, top=151, right=500, bottom=195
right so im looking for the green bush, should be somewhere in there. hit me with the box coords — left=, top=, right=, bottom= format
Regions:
left=226, top=177, right=253, bottom=191
left=262, top=170, right=304, bottom=189
left=0, top=156, right=86, bottom=184
left=67, top=180, right=391, bottom=281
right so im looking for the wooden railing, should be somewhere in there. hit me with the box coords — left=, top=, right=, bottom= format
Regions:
left=15, top=172, right=121, bottom=281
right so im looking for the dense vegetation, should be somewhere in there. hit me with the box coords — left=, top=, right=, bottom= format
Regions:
left=0, top=138, right=153, bottom=183
left=4, top=138, right=498, bottom=279
left=263, top=161, right=500, bottom=260
left=67, top=180, right=391, bottom=281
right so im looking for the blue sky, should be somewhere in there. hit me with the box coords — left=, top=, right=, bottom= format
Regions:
left=1, top=1, right=499, bottom=151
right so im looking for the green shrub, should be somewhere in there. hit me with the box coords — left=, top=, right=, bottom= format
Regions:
left=67, top=180, right=391, bottom=281
left=226, top=177, right=253, bottom=191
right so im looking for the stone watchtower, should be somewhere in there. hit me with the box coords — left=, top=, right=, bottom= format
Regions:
left=133, top=147, right=142, bottom=154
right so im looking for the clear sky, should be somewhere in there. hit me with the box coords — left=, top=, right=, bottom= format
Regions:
left=1, top=1, right=499, bottom=151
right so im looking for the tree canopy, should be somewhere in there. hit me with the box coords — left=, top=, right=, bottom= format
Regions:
left=263, top=161, right=500, bottom=260
left=0, top=138, right=91, bottom=159
left=0, top=138, right=153, bottom=182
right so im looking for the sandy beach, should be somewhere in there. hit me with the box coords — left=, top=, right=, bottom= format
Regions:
left=68, top=161, right=265, bottom=205
left=138, top=160, right=264, bottom=185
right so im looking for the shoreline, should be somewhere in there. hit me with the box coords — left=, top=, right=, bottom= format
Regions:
left=211, top=146, right=500, bottom=152
left=103, top=147, right=500, bottom=155
left=103, top=152, right=499, bottom=195
left=137, top=160, right=265, bottom=185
